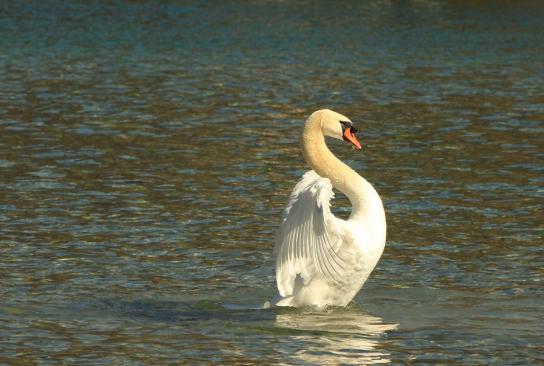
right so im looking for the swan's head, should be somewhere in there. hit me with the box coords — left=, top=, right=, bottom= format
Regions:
left=314, top=109, right=362, bottom=150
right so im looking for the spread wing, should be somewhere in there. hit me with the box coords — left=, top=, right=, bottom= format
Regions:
left=274, top=170, right=349, bottom=297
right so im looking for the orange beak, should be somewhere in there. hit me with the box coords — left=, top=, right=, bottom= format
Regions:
left=343, top=127, right=362, bottom=150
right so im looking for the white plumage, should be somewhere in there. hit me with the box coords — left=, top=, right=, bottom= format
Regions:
left=271, top=110, right=386, bottom=307
left=275, top=171, right=346, bottom=293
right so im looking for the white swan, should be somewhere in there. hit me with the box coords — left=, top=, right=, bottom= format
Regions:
left=272, top=109, right=386, bottom=307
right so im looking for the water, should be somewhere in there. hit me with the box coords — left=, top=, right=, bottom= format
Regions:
left=1, top=1, right=543, bottom=364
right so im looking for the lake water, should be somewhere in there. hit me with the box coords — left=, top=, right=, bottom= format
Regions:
left=1, top=1, right=543, bottom=364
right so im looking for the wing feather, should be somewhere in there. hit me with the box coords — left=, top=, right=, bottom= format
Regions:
left=274, top=170, right=349, bottom=297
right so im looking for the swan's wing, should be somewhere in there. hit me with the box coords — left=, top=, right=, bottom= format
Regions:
left=274, top=170, right=349, bottom=297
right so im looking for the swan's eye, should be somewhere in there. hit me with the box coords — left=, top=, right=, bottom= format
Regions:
left=341, top=121, right=362, bottom=150
left=340, top=121, right=357, bottom=134
left=340, top=121, right=352, bottom=131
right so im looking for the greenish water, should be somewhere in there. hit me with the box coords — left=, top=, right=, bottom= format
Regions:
left=1, top=1, right=543, bottom=364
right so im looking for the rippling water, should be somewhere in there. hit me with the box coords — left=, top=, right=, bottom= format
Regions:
left=1, top=1, right=543, bottom=364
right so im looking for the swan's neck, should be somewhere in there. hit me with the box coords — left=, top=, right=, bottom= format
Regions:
left=302, top=117, right=384, bottom=224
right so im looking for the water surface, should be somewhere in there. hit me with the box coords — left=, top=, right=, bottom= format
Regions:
left=1, top=1, right=543, bottom=364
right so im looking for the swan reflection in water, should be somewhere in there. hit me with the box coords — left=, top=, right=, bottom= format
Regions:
left=274, top=307, right=397, bottom=365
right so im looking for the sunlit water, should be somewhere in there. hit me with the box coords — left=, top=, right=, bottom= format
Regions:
left=1, top=1, right=543, bottom=364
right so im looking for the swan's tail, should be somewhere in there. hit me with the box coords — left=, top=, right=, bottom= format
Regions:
left=267, top=293, right=294, bottom=307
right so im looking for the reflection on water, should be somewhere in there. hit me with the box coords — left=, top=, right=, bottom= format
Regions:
left=1, top=298, right=396, bottom=365
left=275, top=307, right=397, bottom=365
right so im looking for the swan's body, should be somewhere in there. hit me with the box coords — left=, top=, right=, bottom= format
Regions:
left=272, top=109, right=386, bottom=307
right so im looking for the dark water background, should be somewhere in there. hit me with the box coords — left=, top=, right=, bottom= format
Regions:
left=1, top=1, right=543, bottom=364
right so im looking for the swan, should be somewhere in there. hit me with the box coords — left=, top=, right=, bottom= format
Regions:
left=272, top=109, right=386, bottom=307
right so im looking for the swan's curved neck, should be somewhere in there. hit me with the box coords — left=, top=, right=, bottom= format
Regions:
left=302, top=115, right=384, bottom=223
